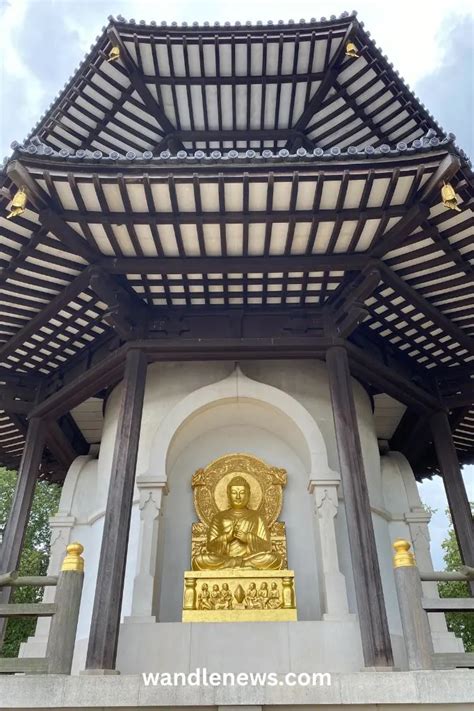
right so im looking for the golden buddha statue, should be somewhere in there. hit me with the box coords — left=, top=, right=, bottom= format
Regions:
left=182, top=453, right=297, bottom=622
left=192, top=475, right=283, bottom=570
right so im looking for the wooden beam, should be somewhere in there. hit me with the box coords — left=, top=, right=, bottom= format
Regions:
left=441, top=382, right=474, bottom=409
left=327, top=265, right=381, bottom=337
left=44, top=420, right=79, bottom=471
left=6, top=161, right=98, bottom=263
left=101, top=253, right=368, bottom=275
left=0, top=269, right=92, bottom=362
left=326, top=345, right=393, bottom=667
left=0, top=397, right=33, bottom=415
left=86, top=349, right=147, bottom=670
left=0, top=602, right=57, bottom=617
left=168, top=128, right=310, bottom=142
left=107, top=27, right=179, bottom=140
left=5, top=160, right=51, bottom=212
left=429, top=410, right=474, bottom=595
left=346, top=340, right=441, bottom=413
left=39, top=208, right=97, bottom=263
left=418, top=154, right=462, bottom=203
left=422, top=597, right=474, bottom=612
left=60, top=205, right=405, bottom=225
left=89, top=267, right=148, bottom=339
left=29, top=345, right=128, bottom=421
left=370, top=204, right=430, bottom=259
left=0, top=417, right=46, bottom=643
left=378, top=264, right=474, bottom=356
left=0, top=418, right=45, bottom=573
left=289, top=22, right=354, bottom=141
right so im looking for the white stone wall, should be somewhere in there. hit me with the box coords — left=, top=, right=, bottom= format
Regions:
left=21, top=358, right=458, bottom=673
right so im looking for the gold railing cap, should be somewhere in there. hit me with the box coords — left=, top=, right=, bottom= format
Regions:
left=61, top=542, right=84, bottom=572
left=393, top=538, right=416, bottom=568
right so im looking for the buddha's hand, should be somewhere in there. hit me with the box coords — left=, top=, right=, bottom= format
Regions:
left=233, top=521, right=248, bottom=542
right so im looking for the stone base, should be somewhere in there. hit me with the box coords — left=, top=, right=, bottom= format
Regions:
left=1, top=670, right=473, bottom=708
left=116, top=619, right=365, bottom=674
left=182, top=568, right=297, bottom=622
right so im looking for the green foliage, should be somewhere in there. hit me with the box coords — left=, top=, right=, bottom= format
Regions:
left=0, top=467, right=61, bottom=658
left=438, top=506, right=474, bottom=652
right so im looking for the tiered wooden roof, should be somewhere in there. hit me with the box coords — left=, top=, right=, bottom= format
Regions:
left=0, top=13, right=472, bottom=481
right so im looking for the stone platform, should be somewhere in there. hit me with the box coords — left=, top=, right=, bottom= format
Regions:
left=0, top=671, right=472, bottom=709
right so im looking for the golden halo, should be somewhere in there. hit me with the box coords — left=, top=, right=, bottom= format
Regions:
left=214, top=472, right=263, bottom=512
left=192, top=453, right=286, bottom=529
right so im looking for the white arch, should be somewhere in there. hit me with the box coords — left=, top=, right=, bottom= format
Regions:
left=144, top=366, right=338, bottom=484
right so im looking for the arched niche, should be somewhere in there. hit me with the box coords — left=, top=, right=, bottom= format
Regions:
left=143, top=366, right=338, bottom=623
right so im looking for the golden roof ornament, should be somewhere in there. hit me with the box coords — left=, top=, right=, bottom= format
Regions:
left=107, top=45, right=120, bottom=63
left=6, top=187, right=27, bottom=220
left=345, top=41, right=359, bottom=59
left=441, top=182, right=461, bottom=212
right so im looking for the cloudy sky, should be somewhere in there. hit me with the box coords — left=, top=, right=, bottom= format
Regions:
left=0, top=0, right=473, bottom=567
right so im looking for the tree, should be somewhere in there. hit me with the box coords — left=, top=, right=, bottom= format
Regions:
left=0, top=467, right=61, bottom=657
left=438, top=507, right=474, bottom=652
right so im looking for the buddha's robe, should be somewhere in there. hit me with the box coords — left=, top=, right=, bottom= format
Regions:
left=192, top=507, right=282, bottom=570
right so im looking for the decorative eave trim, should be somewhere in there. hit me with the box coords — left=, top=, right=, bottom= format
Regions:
left=4, top=135, right=464, bottom=171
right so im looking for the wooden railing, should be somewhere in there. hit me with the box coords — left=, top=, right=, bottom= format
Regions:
left=393, top=539, right=474, bottom=670
left=0, top=543, right=84, bottom=674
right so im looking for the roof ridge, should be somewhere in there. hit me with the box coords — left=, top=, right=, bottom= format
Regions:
left=109, top=11, right=357, bottom=29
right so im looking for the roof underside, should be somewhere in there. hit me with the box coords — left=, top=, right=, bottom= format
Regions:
left=25, top=14, right=449, bottom=156
left=0, top=13, right=473, bottom=482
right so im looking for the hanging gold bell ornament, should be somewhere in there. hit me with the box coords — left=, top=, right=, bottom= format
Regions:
left=6, top=187, right=27, bottom=219
left=441, top=182, right=461, bottom=212
left=107, top=45, right=120, bottom=62
left=345, top=41, right=359, bottom=59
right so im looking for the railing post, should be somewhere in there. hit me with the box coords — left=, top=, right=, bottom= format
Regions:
left=393, top=539, right=434, bottom=670
left=46, top=543, right=84, bottom=674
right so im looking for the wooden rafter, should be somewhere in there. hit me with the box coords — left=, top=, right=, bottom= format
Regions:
left=287, top=22, right=354, bottom=146
left=106, top=26, right=181, bottom=146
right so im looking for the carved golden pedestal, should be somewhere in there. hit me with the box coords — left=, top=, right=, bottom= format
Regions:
left=181, top=453, right=298, bottom=622
left=182, top=569, right=297, bottom=622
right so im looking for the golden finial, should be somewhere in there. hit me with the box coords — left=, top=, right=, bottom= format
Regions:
left=107, top=46, right=120, bottom=63
left=345, top=41, right=359, bottom=59
left=6, top=187, right=27, bottom=219
left=61, top=542, right=84, bottom=572
left=393, top=539, right=416, bottom=568
left=441, top=182, right=461, bottom=212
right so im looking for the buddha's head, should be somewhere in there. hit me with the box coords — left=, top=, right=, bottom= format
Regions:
left=227, top=475, right=250, bottom=510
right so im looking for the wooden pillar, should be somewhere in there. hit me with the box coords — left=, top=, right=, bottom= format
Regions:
left=0, top=417, right=46, bottom=642
left=85, top=349, right=147, bottom=671
left=326, top=346, right=394, bottom=667
left=430, top=411, right=474, bottom=596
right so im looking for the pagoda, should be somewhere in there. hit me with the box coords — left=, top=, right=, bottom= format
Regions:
left=0, top=10, right=472, bottom=708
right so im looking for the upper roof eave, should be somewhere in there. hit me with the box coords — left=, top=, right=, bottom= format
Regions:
left=9, top=11, right=471, bottom=168
left=5, top=136, right=468, bottom=178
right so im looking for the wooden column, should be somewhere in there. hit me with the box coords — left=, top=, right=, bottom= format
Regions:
left=0, top=417, right=46, bottom=642
left=326, top=346, right=394, bottom=667
left=430, top=411, right=474, bottom=596
left=85, top=349, right=147, bottom=671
